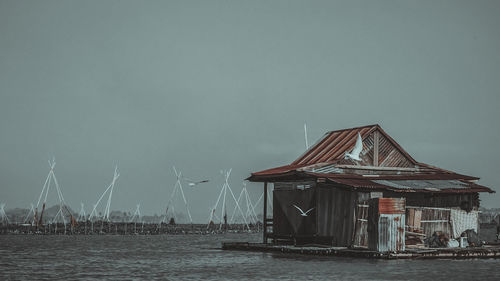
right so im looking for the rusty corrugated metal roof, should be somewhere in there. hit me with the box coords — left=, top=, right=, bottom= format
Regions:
left=249, top=164, right=299, bottom=176
left=248, top=168, right=480, bottom=182
left=372, top=179, right=471, bottom=190
left=247, top=169, right=493, bottom=193
left=325, top=178, right=494, bottom=193
left=291, top=124, right=417, bottom=166
left=248, top=124, right=494, bottom=194
left=292, top=125, right=376, bottom=165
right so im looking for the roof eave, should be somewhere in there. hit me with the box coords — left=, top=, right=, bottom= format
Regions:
left=247, top=170, right=316, bottom=182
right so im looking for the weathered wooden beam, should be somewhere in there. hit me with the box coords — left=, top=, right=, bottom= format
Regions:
left=335, top=165, right=420, bottom=172
left=374, top=130, right=379, bottom=166
left=263, top=182, right=268, bottom=244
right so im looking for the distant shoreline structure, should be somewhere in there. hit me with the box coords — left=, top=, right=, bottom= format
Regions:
left=0, top=221, right=262, bottom=235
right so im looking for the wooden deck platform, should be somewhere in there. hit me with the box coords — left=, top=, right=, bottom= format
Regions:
left=222, top=242, right=500, bottom=259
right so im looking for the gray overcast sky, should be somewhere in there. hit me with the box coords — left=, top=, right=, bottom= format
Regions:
left=1, top=0, right=499, bottom=222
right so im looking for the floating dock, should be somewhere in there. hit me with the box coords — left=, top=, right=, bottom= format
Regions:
left=222, top=242, right=500, bottom=259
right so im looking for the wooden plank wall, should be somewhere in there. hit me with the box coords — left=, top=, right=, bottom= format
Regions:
left=316, top=185, right=357, bottom=246
left=353, top=202, right=369, bottom=247
left=273, top=188, right=316, bottom=237
left=406, top=207, right=451, bottom=238
left=377, top=132, right=414, bottom=167
left=336, top=129, right=414, bottom=168
left=384, top=191, right=480, bottom=210
left=406, top=208, right=422, bottom=232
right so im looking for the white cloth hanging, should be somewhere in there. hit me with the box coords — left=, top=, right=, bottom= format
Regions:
left=450, top=208, right=478, bottom=238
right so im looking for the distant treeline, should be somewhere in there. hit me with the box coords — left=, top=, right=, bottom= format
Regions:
left=2, top=204, right=259, bottom=225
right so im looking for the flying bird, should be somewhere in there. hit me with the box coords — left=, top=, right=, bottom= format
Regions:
left=186, top=179, right=209, bottom=187
left=344, top=132, right=363, bottom=161
left=293, top=204, right=315, bottom=217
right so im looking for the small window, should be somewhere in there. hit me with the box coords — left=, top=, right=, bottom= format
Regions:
left=296, top=184, right=311, bottom=190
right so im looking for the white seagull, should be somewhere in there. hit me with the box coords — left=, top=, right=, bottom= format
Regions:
left=293, top=204, right=315, bottom=217
left=344, top=132, right=363, bottom=161
left=186, top=179, right=209, bottom=187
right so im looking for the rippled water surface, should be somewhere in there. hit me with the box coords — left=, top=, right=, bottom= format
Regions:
left=1, top=234, right=499, bottom=280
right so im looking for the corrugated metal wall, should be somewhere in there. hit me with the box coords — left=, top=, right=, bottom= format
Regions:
left=316, top=185, right=357, bottom=246
left=368, top=198, right=406, bottom=252
left=376, top=214, right=406, bottom=252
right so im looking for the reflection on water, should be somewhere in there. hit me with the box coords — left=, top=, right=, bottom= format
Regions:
left=1, top=234, right=499, bottom=280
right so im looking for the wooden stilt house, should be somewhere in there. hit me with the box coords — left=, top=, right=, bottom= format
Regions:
left=247, top=125, right=494, bottom=247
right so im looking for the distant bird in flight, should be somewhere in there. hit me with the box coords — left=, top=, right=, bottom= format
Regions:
left=186, top=179, right=209, bottom=187
left=344, top=132, right=363, bottom=161
left=293, top=204, right=315, bottom=217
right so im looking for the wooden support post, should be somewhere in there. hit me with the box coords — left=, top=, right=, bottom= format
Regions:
left=263, top=182, right=268, bottom=244
left=374, top=131, right=379, bottom=166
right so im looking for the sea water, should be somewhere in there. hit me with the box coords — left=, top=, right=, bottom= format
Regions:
left=1, top=233, right=499, bottom=280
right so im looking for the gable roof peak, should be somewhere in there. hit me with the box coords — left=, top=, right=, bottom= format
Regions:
left=292, top=124, right=417, bottom=166
left=324, top=124, right=380, bottom=135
